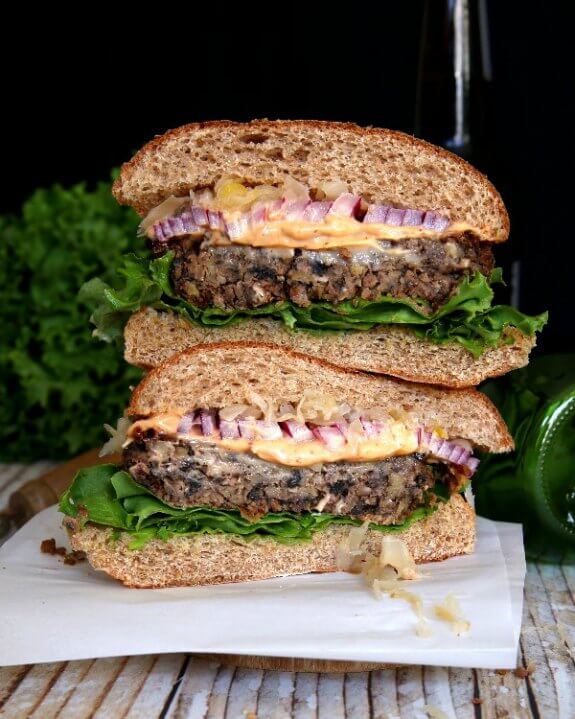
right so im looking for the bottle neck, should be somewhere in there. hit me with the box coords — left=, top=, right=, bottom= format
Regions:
left=415, top=0, right=491, bottom=162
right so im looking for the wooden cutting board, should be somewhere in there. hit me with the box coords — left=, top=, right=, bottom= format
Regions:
left=6, top=451, right=391, bottom=672
left=7, top=448, right=116, bottom=524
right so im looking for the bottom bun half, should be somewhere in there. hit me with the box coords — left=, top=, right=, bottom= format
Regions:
left=64, top=495, right=474, bottom=588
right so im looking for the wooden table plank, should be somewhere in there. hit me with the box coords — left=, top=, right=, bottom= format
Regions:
left=0, top=665, right=30, bottom=709
left=125, top=654, right=187, bottom=719
left=343, top=672, right=370, bottom=718
left=369, top=669, right=401, bottom=718
left=316, top=673, right=345, bottom=719
left=526, top=563, right=575, bottom=716
left=257, top=670, right=296, bottom=718
left=219, top=666, right=263, bottom=719
left=476, top=670, right=532, bottom=719
left=28, top=660, right=93, bottom=719
left=396, top=666, right=425, bottom=717
left=165, top=658, right=220, bottom=719
left=538, top=564, right=575, bottom=660
left=518, top=581, right=556, bottom=718
left=0, top=462, right=55, bottom=505
left=206, top=664, right=236, bottom=719
left=292, top=672, right=318, bottom=719
left=54, top=656, right=127, bottom=719
left=423, top=666, right=459, bottom=718
left=446, top=668, right=476, bottom=718
left=91, top=655, right=156, bottom=719
left=0, top=662, right=65, bottom=719
left=0, top=465, right=28, bottom=494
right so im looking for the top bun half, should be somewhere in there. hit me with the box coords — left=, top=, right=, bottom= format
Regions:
left=113, top=120, right=509, bottom=242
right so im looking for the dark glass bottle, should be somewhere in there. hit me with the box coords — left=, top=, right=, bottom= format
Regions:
left=415, top=0, right=493, bottom=165
left=476, top=355, right=575, bottom=562
left=415, top=0, right=513, bottom=300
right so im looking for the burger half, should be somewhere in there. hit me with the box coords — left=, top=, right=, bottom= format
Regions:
left=85, top=120, right=546, bottom=388
left=61, top=344, right=512, bottom=587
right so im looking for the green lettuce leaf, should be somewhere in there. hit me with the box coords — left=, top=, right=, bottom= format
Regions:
left=0, top=176, right=142, bottom=461
left=60, top=464, right=449, bottom=549
left=82, top=253, right=547, bottom=358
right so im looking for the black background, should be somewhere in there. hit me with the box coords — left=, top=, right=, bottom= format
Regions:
left=3, top=3, right=573, bottom=353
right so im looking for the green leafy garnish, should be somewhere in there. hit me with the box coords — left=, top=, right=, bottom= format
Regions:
left=82, top=254, right=547, bottom=358
left=0, top=178, right=142, bottom=460
left=60, top=464, right=450, bottom=549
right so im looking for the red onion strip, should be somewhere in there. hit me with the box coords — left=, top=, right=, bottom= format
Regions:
left=385, top=208, right=405, bottom=226
left=328, top=193, right=361, bottom=218
left=177, top=411, right=199, bottom=434
left=192, top=409, right=477, bottom=474
left=281, top=420, right=314, bottom=442
left=303, top=201, right=332, bottom=223
left=418, top=428, right=479, bottom=476
left=238, top=419, right=256, bottom=441
left=220, top=419, right=240, bottom=439
left=200, top=409, right=218, bottom=437
left=311, top=425, right=345, bottom=450
left=363, top=204, right=390, bottom=224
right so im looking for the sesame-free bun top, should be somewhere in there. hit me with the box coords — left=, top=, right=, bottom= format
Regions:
left=113, top=120, right=509, bottom=242
left=126, top=342, right=513, bottom=453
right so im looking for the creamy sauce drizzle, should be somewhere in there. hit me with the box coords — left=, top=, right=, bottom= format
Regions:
left=210, top=216, right=476, bottom=251
left=128, top=414, right=418, bottom=467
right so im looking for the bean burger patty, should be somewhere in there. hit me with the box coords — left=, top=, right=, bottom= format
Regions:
left=158, top=233, right=494, bottom=311
left=123, top=438, right=451, bottom=524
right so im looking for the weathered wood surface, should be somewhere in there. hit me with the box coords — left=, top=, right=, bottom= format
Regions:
left=2, top=463, right=575, bottom=718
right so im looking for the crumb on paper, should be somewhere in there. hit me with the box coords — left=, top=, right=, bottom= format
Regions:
left=421, top=705, right=449, bottom=719
left=434, top=593, right=470, bottom=636
left=495, top=669, right=508, bottom=675
left=40, top=538, right=86, bottom=565
left=514, top=662, right=536, bottom=678
left=40, top=538, right=65, bottom=556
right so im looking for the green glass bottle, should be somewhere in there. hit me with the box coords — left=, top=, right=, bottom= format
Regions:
left=475, top=354, right=575, bottom=562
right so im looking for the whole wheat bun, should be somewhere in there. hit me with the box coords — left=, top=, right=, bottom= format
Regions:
left=112, top=120, right=508, bottom=242
left=126, top=342, right=512, bottom=453
left=125, top=308, right=534, bottom=388
left=64, top=494, right=474, bottom=588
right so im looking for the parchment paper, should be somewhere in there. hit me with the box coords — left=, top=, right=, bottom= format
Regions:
left=0, top=506, right=525, bottom=668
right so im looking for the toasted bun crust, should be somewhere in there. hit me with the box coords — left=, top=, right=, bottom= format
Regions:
left=126, top=342, right=513, bottom=453
left=64, top=494, right=474, bottom=588
left=112, top=120, right=508, bottom=242
left=125, top=308, right=535, bottom=388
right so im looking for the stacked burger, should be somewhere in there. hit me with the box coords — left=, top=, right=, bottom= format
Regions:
left=61, top=121, right=546, bottom=587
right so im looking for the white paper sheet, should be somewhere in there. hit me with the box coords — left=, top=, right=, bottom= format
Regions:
left=0, top=506, right=525, bottom=668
